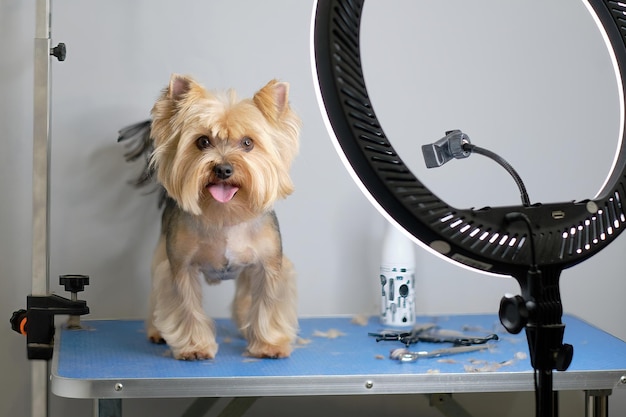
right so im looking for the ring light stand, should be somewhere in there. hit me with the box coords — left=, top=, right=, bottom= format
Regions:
left=311, top=1, right=626, bottom=416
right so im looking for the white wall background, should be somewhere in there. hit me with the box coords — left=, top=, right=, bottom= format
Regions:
left=1, top=1, right=625, bottom=416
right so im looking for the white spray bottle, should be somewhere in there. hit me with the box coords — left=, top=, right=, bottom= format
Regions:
left=379, top=221, right=416, bottom=327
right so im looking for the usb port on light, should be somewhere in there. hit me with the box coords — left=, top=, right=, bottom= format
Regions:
left=552, top=211, right=565, bottom=220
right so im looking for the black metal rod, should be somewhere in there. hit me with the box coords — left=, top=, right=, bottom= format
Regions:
left=536, top=369, right=555, bottom=417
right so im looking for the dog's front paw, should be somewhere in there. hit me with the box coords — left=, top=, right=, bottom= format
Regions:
left=246, top=339, right=292, bottom=359
left=173, top=342, right=219, bottom=360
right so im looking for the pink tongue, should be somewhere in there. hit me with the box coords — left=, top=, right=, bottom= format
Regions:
left=208, top=183, right=239, bottom=203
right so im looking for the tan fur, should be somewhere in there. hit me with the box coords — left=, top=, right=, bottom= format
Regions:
left=147, top=74, right=301, bottom=360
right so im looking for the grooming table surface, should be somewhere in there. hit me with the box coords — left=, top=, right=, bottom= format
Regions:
left=51, top=314, right=626, bottom=399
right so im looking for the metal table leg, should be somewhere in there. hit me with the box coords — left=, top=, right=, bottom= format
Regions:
left=181, top=398, right=221, bottom=417
left=95, top=399, right=122, bottom=417
left=181, top=397, right=258, bottom=417
left=585, top=390, right=611, bottom=417
left=217, top=397, right=258, bottom=417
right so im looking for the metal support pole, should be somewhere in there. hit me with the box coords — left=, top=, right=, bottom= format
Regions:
left=180, top=398, right=220, bottom=417
left=32, top=0, right=52, bottom=416
left=217, top=398, right=258, bottom=417
left=95, top=400, right=122, bottom=417
left=33, top=0, right=51, bottom=294
left=585, top=390, right=611, bottom=417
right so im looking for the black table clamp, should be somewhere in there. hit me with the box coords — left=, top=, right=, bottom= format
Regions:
left=10, top=275, right=90, bottom=360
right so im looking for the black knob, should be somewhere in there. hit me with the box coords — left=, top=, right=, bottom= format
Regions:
left=59, top=274, right=89, bottom=293
left=499, top=294, right=528, bottom=334
left=51, top=43, right=66, bottom=61
left=555, top=343, right=574, bottom=371
left=10, top=309, right=28, bottom=335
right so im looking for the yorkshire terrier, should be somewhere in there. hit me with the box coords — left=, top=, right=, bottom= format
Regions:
left=119, top=74, right=300, bottom=360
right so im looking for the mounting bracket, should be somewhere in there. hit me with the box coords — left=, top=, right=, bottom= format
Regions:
left=10, top=275, right=90, bottom=360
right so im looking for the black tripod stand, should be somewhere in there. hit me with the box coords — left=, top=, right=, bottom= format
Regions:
left=500, top=265, right=573, bottom=417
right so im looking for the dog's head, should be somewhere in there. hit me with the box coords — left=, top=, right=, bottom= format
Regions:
left=150, top=74, right=300, bottom=220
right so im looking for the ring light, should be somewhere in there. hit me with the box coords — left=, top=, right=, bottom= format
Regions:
left=310, top=1, right=626, bottom=416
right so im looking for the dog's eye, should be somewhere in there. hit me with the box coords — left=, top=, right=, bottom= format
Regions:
left=196, top=135, right=212, bottom=150
left=240, top=136, right=254, bottom=152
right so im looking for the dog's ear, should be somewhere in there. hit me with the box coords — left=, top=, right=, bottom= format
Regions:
left=168, top=74, right=193, bottom=100
left=253, top=80, right=290, bottom=122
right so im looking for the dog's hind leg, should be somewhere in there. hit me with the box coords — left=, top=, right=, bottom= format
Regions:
left=147, top=237, right=167, bottom=344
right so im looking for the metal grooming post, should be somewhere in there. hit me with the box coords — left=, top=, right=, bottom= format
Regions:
left=32, top=0, right=59, bottom=415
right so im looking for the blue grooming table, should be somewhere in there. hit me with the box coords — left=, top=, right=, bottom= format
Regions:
left=51, top=314, right=626, bottom=414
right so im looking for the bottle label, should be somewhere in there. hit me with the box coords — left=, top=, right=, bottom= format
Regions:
left=379, top=265, right=415, bottom=327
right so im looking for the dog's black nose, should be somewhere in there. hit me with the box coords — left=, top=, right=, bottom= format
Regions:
left=213, top=163, right=233, bottom=180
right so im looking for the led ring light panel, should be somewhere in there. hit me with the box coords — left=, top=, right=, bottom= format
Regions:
left=311, top=0, right=626, bottom=278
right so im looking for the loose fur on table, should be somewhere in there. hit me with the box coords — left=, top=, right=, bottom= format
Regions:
left=118, top=74, right=301, bottom=360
